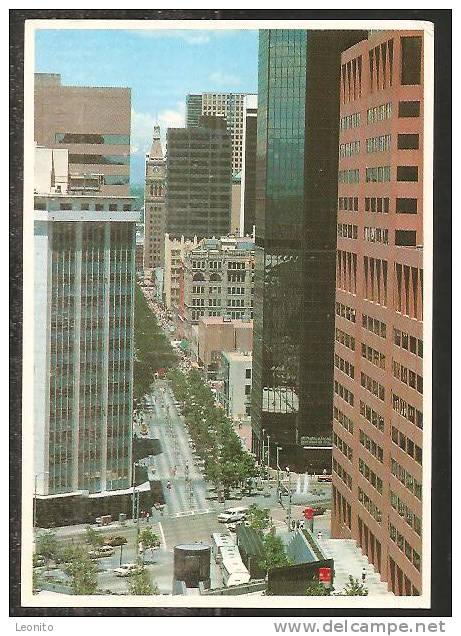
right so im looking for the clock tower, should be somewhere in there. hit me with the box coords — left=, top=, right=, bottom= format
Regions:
left=143, top=125, right=166, bottom=275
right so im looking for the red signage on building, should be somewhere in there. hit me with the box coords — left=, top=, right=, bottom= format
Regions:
left=318, top=567, right=332, bottom=583
left=304, top=507, right=314, bottom=520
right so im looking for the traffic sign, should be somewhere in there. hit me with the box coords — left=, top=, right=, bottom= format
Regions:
left=319, top=567, right=332, bottom=583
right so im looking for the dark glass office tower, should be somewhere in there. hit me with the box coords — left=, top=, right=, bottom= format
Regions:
left=251, top=29, right=366, bottom=472
left=186, top=94, right=202, bottom=127
left=166, top=116, right=232, bottom=240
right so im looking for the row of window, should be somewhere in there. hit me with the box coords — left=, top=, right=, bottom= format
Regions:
left=359, top=429, right=384, bottom=463
left=361, top=343, right=386, bottom=370
left=362, top=313, right=387, bottom=339
left=334, top=353, right=355, bottom=380
left=391, top=458, right=422, bottom=501
left=390, top=492, right=422, bottom=538
left=361, top=371, right=385, bottom=402
left=393, top=329, right=423, bottom=358
left=338, top=223, right=358, bottom=239
left=365, top=197, right=390, bottom=214
left=391, top=426, right=423, bottom=465
left=58, top=202, right=132, bottom=212
left=389, top=523, right=421, bottom=572
left=333, top=405, right=354, bottom=435
left=359, top=458, right=383, bottom=495
left=336, top=301, right=356, bottom=324
left=340, top=112, right=361, bottom=131
left=360, top=400, right=385, bottom=433
left=358, top=487, right=382, bottom=524
left=335, top=327, right=356, bottom=351
left=334, top=380, right=354, bottom=407
left=367, top=102, right=392, bottom=124
left=365, top=165, right=391, bottom=182
left=338, top=196, right=359, bottom=212
left=366, top=134, right=392, bottom=154
left=392, top=394, right=423, bottom=430
left=339, top=169, right=360, bottom=184
left=393, top=361, right=423, bottom=395
left=364, top=226, right=389, bottom=244
left=333, top=431, right=353, bottom=462
left=339, top=140, right=360, bottom=157
left=333, top=457, right=352, bottom=491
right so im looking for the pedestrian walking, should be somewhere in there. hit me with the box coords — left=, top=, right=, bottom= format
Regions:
left=361, top=567, right=367, bottom=583
left=146, top=511, right=150, bottom=523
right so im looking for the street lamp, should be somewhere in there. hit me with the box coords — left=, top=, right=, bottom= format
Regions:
left=276, top=446, right=282, bottom=499
left=33, top=471, right=49, bottom=533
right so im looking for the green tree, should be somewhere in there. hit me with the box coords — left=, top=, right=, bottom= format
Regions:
left=259, top=531, right=290, bottom=572
left=128, top=568, right=159, bottom=595
left=63, top=549, right=99, bottom=595
left=342, top=575, right=368, bottom=596
left=305, top=578, right=331, bottom=596
left=35, top=531, right=59, bottom=564
left=85, top=526, right=104, bottom=548
left=139, top=527, right=160, bottom=559
left=105, top=535, right=128, bottom=547
left=246, top=504, right=271, bottom=532
left=32, top=569, right=42, bottom=594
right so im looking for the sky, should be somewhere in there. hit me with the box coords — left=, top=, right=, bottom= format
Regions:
left=35, top=28, right=259, bottom=184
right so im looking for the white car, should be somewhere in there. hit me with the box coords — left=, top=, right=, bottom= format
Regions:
left=217, top=507, right=248, bottom=524
left=113, top=563, right=143, bottom=577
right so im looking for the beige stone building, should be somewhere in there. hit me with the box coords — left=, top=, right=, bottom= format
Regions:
left=143, top=126, right=166, bottom=275
left=181, top=236, right=255, bottom=332
left=163, top=233, right=198, bottom=310
left=231, top=173, right=242, bottom=236
left=34, top=73, right=131, bottom=196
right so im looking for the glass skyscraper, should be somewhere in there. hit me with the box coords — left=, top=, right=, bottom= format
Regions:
left=251, top=29, right=366, bottom=472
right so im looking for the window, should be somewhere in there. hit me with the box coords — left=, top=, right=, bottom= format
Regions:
left=396, top=198, right=417, bottom=214
left=397, top=166, right=418, bottom=182
left=395, top=230, right=417, bottom=246
left=123, top=204, right=132, bottom=211
left=245, top=385, right=251, bottom=396
left=398, top=101, right=420, bottom=118
left=95, top=204, right=104, bottom=211
left=401, top=36, right=422, bottom=85
left=109, top=204, right=118, bottom=211
left=80, top=203, right=89, bottom=211
left=397, top=134, right=420, bottom=150
left=59, top=203, right=72, bottom=211
left=245, top=368, right=251, bottom=379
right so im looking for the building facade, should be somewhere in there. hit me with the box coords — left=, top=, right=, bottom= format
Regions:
left=251, top=29, right=366, bottom=473
left=143, top=126, right=166, bottom=273
left=185, top=92, right=257, bottom=175
left=34, top=73, right=131, bottom=196
left=34, top=148, right=138, bottom=496
left=240, top=94, right=258, bottom=237
left=181, top=236, right=255, bottom=331
left=219, top=351, right=253, bottom=421
left=166, top=117, right=232, bottom=240
left=195, top=317, right=253, bottom=378
left=331, top=31, right=424, bottom=596
left=163, top=234, right=198, bottom=311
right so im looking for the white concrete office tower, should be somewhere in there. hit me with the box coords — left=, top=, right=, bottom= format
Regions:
left=219, top=351, right=252, bottom=421
left=186, top=93, right=257, bottom=176
left=239, top=95, right=257, bottom=237
left=34, top=147, right=139, bottom=496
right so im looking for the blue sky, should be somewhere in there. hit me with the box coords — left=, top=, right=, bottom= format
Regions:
left=35, top=28, right=259, bottom=184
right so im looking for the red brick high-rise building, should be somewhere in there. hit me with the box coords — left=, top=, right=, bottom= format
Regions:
left=331, top=31, right=424, bottom=596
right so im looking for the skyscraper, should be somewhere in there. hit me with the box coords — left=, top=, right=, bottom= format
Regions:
left=240, top=94, right=258, bottom=236
left=251, top=29, right=365, bottom=473
left=34, top=73, right=131, bottom=196
left=331, top=31, right=424, bottom=596
left=166, top=116, right=232, bottom=240
left=185, top=92, right=257, bottom=175
left=143, top=125, right=166, bottom=273
left=34, top=147, right=138, bottom=496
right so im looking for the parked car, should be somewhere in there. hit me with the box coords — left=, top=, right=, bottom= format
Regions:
left=89, top=545, right=115, bottom=559
left=218, top=507, right=248, bottom=524
left=113, top=563, right=143, bottom=577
